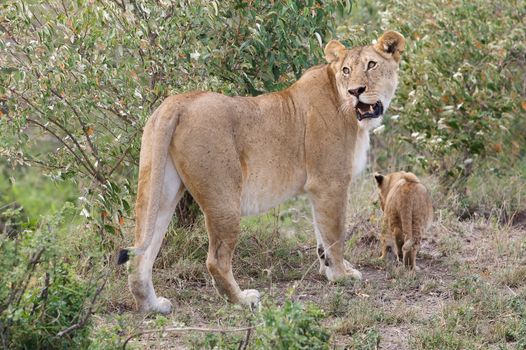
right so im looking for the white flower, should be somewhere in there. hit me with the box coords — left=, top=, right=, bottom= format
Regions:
left=190, top=51, right=200, bottom=60
left=411, top=132, right=420, bottom=138
left=390, top=115, right=400, bottom=121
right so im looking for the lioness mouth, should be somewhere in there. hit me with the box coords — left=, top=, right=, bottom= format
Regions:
left=356, top=101, right=383, bottom=121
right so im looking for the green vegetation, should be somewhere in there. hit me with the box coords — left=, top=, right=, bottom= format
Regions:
left=1, top=0, right=525, bottom=349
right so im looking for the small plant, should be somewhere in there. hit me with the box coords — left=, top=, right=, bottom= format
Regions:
left=0, top=223, right=101, bottom=349
left=254, top=300, right=330, bottom=350
left=188, top=300, right=330, bottom=350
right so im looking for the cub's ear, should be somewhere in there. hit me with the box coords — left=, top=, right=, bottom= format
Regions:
left=324, top=40, right=346, bottom=63
left=374, top=173, right=384, bottom=186
left=374, top=31, right=405, bottom=62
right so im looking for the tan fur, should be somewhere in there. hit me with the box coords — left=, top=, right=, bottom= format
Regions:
left=123, top=31, right=405, bottom=313
left=374, top=171, right=433, bottom=270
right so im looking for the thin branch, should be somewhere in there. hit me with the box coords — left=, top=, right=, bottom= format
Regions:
left=10, top=248, right=44, bottom=310
left=26, top=118, right=95, bottom=180
left=50, top=88, right=101, bottom=165
left=60, top=0, right=69, bottom=16
left=56, top=276, right=108, bottom=337
left=122, top=323, right=262, bottom=350
left=109, top=0, right=126, bottom=12
left=0, top=24, right=20, bottom=45
left=238, top=321, right=253, bottom=350
left=45, top=0, right=61, bottom=17
left=8, top=88, right=104, bottom=183
left=107, top=130, right=140, bottom=177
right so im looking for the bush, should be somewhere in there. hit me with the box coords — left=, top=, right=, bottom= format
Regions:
left=255, top=300, right=330, bottom=349
left=191, top=300, right=330, bottom=350
left=377, top=0, right=525, bottom=189
left=0, top=214, right=103, bottom=349
left=0, top=0, right=352, bottom=245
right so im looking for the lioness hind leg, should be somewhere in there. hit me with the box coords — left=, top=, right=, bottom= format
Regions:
left=128, top=160, right=183, bottom=314
left=204, top=212, right=259, bottom=308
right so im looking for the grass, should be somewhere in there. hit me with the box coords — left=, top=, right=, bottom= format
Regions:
left=91, top=168, right=526, bottom=349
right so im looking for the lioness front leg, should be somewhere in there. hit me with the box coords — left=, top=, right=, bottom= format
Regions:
left=308, top=185, right=362, bottom=282
left=204, top=212, right=260, bottom=308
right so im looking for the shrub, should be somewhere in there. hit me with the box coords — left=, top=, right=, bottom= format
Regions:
left=0, top=0, right=352, bottom=245
left=254, top=300, right=330, bottom=350
left=0, top=216, right=103, bottom=349
left=377, top=0, right=525, bottom=190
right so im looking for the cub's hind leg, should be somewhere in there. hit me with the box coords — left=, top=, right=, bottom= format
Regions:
left=379, top=220, right=390, bottom=260
left=392, top=227, right=404, bottom=263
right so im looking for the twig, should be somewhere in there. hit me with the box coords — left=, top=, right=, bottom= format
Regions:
left=56, top=276, right=108, bottom=337
left=506, top=285, right=518, bottom=297
left=292, top=241, right=338, bottom=300
left=107, top=130, right=140, bottom=177
left=10, top=248, right=45, bottom=310
left=50, top=88, right=102, bottom=167
left=9, top=88, right=104, bottom=183
left=238, top=320, right=253, bottom=350
left=122, top=323, right=262, bottom=350
left=25, top=118, right=94, bottom=180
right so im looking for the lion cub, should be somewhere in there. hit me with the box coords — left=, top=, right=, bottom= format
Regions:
left=374, top=171, right=433, bottom=269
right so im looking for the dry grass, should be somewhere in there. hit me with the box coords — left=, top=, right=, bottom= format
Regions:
left=95, top=172, right=526, bottom=349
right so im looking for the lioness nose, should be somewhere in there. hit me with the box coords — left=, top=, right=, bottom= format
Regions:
left=348, top=86, right=366, bottom=97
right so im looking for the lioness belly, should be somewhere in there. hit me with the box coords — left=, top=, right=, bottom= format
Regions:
left=240, top=169, right=305, bottom=216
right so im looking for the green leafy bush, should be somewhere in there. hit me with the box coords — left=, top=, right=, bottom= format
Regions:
left=255, top=300, right=330, bottom=349
left=0, top=216, right=101, bottom=349
left=191, top=300, right=330, bottom=350
left=378, top=0, right=525, bottom=188
left=0, top=0, right=352, bottom=245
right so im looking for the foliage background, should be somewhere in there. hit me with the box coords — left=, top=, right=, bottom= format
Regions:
left=0, top=0, right=525, bottom=348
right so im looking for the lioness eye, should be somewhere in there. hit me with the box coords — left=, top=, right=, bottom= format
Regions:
left=342, top=67, right=350, bottom=75
left=367, top=61, right=377, bottom=70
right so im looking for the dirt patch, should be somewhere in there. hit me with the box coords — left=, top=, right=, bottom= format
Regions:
left=100, top=197, right=526, bottom=349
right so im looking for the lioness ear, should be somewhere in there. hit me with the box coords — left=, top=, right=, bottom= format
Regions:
left=374, top=31, right=405, bottom=62
left=324, top=40, right=346, bottom=63
left=374, top=173, right=384, bottom=186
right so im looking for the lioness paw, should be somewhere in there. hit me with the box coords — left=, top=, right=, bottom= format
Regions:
left=344, top=259, right=363, bottom=280
left=140, top=296, right=172, bottom=315
left=238, top=289, right=260, bottom=311
left=325, top=260, right=362, bottom=282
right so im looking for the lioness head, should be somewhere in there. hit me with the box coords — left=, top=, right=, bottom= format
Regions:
left=325, top=31, right=405, bottom=130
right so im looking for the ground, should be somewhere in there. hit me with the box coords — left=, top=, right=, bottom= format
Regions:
left=98, top=175, right=526, bottom=349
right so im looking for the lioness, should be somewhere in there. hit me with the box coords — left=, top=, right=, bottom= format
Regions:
left=118, top=31, right=405, bottom=314
left=374, top=171, right=433, bottom=269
